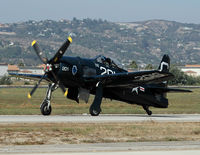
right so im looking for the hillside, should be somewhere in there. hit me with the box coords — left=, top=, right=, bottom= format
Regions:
left=0, top=18, right=200, bottom=66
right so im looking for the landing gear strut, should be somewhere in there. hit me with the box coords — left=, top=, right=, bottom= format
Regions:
left=89, top=82, right=103, bottom=116
left=143, top=105, right=152, bottom=116
left=40, top=83, right=56, bottom=116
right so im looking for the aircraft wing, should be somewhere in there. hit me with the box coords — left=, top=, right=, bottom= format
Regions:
left=84, top=70, right=174, bottom=88
left=9, top=73, right=49, bottom=81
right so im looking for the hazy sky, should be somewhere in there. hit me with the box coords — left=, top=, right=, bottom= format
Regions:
left=0, top=0, right=200, bottom=24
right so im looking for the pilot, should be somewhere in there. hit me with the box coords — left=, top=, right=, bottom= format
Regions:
left=101, top=56, right=111, bottom=67
left=105, top=58, right=111, bottom=65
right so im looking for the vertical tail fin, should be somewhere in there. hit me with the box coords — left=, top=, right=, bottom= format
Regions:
left=157, top=55, right=170, bottom=96
left=158, top=54, right=170, bottom=72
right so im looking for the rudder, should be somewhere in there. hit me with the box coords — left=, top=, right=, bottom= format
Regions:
left=158, top=54, right=170, bottom=72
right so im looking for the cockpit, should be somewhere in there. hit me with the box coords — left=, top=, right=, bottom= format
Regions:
left=94, top=55, right=123, bottom=70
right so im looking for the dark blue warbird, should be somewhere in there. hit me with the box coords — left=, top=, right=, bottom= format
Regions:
left=9, top=37, right=191, bottom=116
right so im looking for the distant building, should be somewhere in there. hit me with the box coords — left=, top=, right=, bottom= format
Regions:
left=19, top=66, right=45, bottom=75
left=0, top=63, right=8, bottom=77
left=7, top=64, right=20, bottom=74
left=0, top=64, right=45, bottom=78
left=180, top=65, right=200, bottom=77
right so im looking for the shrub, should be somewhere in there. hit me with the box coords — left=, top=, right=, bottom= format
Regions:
left=0, top=76, right=13, bottom=85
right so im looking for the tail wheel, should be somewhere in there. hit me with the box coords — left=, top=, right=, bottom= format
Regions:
left=142, top=105, right=152, bottom=116
left=40, top=100, right=52, bottom=115
left=147, top=110, right=152, bottom=116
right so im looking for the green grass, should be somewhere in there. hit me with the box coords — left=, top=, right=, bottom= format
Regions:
left=0, top=88, right=199, bottom=115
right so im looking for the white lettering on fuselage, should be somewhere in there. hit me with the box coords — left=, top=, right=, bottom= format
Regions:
left=62, top=66, right=70, bottom=72
left=100, top=66, right=115, bottom=75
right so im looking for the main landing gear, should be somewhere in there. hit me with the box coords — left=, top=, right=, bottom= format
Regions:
left=40, top=83, right=56, bottom=116
left=142, top=105, right=152, bottom=116
left=89, top=82, right=103, bottom=116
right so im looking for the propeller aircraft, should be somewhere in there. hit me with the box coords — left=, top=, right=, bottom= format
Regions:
left=9, top=36, right=191, bottom=116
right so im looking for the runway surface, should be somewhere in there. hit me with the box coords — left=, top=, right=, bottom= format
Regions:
left=1, top=141, right=200, bottom=154
left=1, top=151, right=200, bottom=155
left=1, top=115, right=200, bottom=154
left=0, top=114, right=200, bottom=123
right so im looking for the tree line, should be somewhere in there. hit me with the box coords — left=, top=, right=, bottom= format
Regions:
left=169, top=65, right=200, bottom=85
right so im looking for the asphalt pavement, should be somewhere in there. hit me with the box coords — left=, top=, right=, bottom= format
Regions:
left=0, top=114, right=200, bottom=123
left=1, top=141, right=200, bottom=154
left=1, top=114, right=200, bottom=154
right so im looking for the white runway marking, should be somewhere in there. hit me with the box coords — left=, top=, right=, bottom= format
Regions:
left=0, top=114, right=200, bottom=123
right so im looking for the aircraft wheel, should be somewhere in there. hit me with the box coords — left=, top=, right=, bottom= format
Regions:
left=147, top=110, right=152, bottom=116
left=89, top=106, right=101, bottom=116
left=40, top=100, right=52, bottom=116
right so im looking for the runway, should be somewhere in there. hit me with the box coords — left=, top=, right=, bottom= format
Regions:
left=1, top=114, right=200, bottom=154
left=0, top=114, right=200, bottom=123
left=1, top=141, right=200, bottom=154
left=1, top=151, right=200, bottom=155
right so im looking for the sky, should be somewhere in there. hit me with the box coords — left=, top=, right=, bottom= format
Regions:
left=0, top=0, right=200, bottom=24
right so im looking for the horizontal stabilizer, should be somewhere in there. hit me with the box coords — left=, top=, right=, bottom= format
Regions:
left=148, top=87, right=192, bottom=93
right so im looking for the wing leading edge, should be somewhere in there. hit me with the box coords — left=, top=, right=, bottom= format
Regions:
left=8, top=73, right=49, bottom=81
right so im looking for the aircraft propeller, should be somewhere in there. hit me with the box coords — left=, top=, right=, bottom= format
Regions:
left=28, top=36, right=72, bottom=99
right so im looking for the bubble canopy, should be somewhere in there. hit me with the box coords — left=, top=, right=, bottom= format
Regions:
left=93, top=55, right=124, bottom=70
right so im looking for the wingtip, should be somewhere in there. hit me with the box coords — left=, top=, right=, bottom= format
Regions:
left=31, top=40, right=37, bottom=46
left=68, top=36, right=72, bottom=43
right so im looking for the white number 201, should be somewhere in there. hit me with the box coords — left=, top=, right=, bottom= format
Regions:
left=100, top=66, right=115, bottom=75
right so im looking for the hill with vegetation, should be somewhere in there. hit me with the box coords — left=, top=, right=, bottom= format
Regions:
left=0, top=18, right=200, bottom=66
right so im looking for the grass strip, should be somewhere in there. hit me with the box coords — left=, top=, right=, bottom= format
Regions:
left=0, top=122, right=200, bottom=145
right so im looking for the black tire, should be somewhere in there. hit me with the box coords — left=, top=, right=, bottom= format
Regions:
left=89, top=106, right=101, bottom=116
left=147, top=110, right=152, bottom=116
left=40, top=100, right=52, bottom=116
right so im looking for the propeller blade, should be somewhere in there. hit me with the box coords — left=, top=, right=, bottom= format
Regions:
left=50, top=36, right=72, bottom=64
left=59, top=82, right=68, bottom=97
left=28, top=74, right=46, bottom=99
left=32, top=40, right=48, bottom=64
left=50, top=71, right=68, bottom=97
left=28, top=37, right=72, bottom=99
